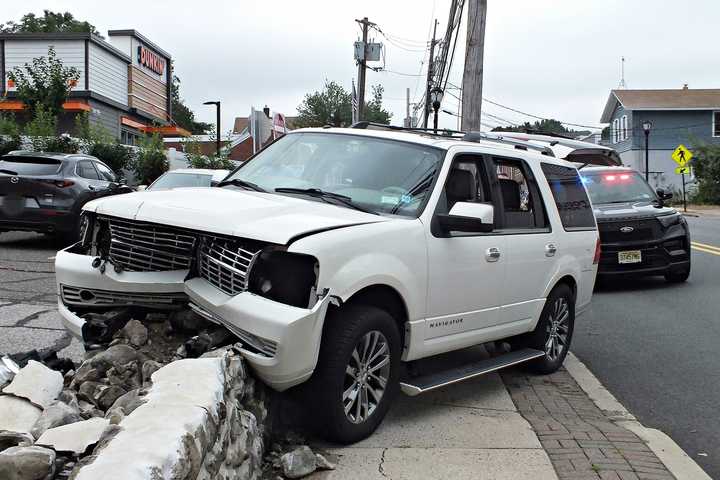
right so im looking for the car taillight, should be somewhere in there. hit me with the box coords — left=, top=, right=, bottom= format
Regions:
left=54, top=180, right=75, bottom=188
left=593, top=238, right=601, bottom=264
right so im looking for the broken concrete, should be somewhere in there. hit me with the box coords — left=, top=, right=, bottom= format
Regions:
left=0, top=445, right=55, bottom=480
left=35, top=418, right=110, bottom=455
left=281, top=446, right=318, bottom=479
left=29, top=402, right=81, bottom=440
left=0, top=396, right=43, bottom=435
left=0, top=431, right=35, bottom=452
left=2, top=361, right=63, bottom=409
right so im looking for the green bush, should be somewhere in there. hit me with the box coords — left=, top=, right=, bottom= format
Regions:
left=24, top=105, right=56, bottom=137
left=133, top=133, right=168, bottom=184
left=183, top=133, right=235, bottom=170
left=88, top=141, right=133, bottom=176
left=0, top=135, right=22, bottom=156
left=40, top=134, right=79, bottom=153
left=74, top=112, right=112, bottom=143
left=689, top=141, right=720, bottom=204
left=0, top=114, right=21, bottom=136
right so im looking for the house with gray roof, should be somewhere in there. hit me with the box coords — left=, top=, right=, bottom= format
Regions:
left=600, top=87, right=720, bottom=191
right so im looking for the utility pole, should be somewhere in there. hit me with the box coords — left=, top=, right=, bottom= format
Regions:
left=461, top=0, right=487, bottom=132
left=423, top=20, right=438, bottom=128
left=405, top=87, right=411, bottom=127
left=355, top=17, right=375, bottom=122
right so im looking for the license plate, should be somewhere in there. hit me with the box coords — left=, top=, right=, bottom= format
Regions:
left=618, top=250, right=642, bottom=264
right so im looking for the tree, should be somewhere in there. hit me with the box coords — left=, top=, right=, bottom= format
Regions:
left=492, top=118, right=576, bottom=136
left=8, top=46, right=80, bottom=117
left=1, top=10, right=101, bottom=36
left=294, top=80, right=392, bottom=128
left=688, top=142, right=720, bottom=204
left=171, top=73, right=211, bottom=134
left=133, top=133, right=169, bottom=185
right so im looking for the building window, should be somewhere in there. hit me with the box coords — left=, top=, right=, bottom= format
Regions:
left=620, top=115, right=628, bottom=141
left=714, top=112, right=720, bottom=137
left=121, top=129, right=140, bottom=146
left=612, top=119, right=620, bottom=143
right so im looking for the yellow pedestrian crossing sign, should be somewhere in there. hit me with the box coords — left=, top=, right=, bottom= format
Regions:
left=675, top=166, right=691, bottom=175
left=672, top=144, right=692, bottom=166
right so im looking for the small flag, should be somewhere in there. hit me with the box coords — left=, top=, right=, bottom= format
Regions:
left=351, top=80, right=359, bottom=125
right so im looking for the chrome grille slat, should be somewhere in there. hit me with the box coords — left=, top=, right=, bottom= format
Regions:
left=198, top=237, right=262, bottom=296
left=105, top=217, right=196, bottom=272
left=61, top=285, right=187, bottom=307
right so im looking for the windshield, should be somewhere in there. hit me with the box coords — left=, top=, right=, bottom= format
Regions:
left=225, top=132, right=444, bottom=217
left=148, top=172, right=213, bottom=190
left=0, top=157, right=62, bottom=176
left=581, top=171, right=657, bottom=204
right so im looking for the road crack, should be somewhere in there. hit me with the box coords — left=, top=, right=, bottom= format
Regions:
left=378, top=447, right=389, bottom=478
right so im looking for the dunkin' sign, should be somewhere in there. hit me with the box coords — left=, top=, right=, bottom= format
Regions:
left=137, top=45, right=165, bottom=76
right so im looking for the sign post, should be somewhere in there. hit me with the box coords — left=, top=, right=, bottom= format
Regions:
left=672, top=145, right=693, bottom=213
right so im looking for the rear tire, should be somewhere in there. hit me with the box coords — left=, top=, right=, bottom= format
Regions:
left=524, top=284, right=575, bottom=374
left=311, top=304, right=401, bottom=444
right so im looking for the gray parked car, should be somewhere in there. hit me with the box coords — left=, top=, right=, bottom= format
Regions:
left=0, top=151, right=131, bottom=243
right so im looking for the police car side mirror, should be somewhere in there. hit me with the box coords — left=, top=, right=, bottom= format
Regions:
left=656, top=188, right=673, bottom=201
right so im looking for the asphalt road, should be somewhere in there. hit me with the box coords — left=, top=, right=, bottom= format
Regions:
left=573, top=214, right=720, bottom=479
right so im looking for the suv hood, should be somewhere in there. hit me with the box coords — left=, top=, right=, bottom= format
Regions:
left=83, top=188, right=389, bottom=244
left=593, top=201, right=676, bottom=220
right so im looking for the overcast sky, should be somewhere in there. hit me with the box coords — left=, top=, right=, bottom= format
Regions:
left=6, top=1, right=720, bottom=133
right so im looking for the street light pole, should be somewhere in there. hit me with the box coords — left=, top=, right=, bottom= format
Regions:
left=203, top=101, right=221, bottom=155
left=430, top=87, right=444, bottom=134
left=642, top=120, right=652, bottom=182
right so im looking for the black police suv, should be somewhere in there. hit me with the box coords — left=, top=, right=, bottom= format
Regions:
left=581, top=166, right=690, bottom=282
left=0, top=151, right=131, bottom=243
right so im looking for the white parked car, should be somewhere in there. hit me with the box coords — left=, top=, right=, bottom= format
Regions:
left=56, top=127, right=600, bottom=443
left=140, top=168, right=230, bottom=191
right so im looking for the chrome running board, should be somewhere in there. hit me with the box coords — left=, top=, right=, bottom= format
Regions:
left=400, top=348, right=545, bottom=396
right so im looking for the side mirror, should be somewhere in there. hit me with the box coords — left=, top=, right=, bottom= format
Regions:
left=107, top=182, right=119, bottom=191
left=136, top=185, right=147, bottom=191
left=656, top=188, right=673, bottom=201
left=437, top=202, right=494, bottom=234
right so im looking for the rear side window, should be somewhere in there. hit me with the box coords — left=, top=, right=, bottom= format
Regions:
left=0, top=157, right=62, bottom=176
left=541, top=163, right=595, bottom=230
left=77, top=161, right=100, bottom=180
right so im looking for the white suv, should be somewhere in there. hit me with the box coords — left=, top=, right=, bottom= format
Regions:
left=56, top=127, right=600, bottom=442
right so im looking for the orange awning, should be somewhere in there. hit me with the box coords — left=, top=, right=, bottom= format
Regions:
left=62, top=101, right=91, bottom=112
left=145, top=125, right=191, bottom=137
left=121, top=116, right=148, bottom=131
left=0, top=100, right=25, bottom=111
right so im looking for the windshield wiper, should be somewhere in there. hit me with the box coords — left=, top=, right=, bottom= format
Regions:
left=0, top=169, right=18, bottom=175
left=275, top=187, right=378, bottom=215
left=217, top=178, right=266, bottom=191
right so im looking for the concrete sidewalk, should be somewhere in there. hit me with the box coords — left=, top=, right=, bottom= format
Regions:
left=311, top=349, right=709, bottom=480
left=310, top=371, right=557, bottom=479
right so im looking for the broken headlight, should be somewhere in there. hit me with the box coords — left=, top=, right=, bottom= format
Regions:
left=78, top=210, right=95, bottom=250
left=248, top=250, right=318, bottom=308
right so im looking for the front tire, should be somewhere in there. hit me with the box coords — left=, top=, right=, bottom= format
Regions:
left=526, top=284, right=575, bottom=374
left=311, top=304, right=401, bottom=444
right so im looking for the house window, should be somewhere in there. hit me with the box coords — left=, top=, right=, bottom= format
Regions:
left=620, top=115, right=628, bottom=141
left=612, top=119, right=620, bottom=143
left=714, top=112, right=720, bottom=137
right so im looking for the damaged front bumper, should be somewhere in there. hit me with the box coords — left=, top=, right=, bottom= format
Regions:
left=55, top=244, right=189, bottom=338
left=184, top=277, right=332, bottom=391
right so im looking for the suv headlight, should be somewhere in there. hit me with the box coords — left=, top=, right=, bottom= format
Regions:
left=78, top=210, right=95, bottom=250
left=657, top=212, right=682, bottom=228
left=248, top=250, right=318, bottom=308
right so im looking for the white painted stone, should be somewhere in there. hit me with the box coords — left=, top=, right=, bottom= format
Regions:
left=36, top=417, right=110, bottom=454
left=2, top=360, right=63, bottom=409
left=0, top=396, right=42, bottom=434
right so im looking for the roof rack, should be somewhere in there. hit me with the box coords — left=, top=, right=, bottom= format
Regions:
left=350, top=122, right=555, bottom=156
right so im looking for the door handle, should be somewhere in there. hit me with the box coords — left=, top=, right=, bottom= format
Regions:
left=485, top=247, right=501, bottom=262
left=545, top=243, right=557, bottom=257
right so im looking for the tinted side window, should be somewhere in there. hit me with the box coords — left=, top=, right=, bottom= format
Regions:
left=541, top=163, right=595, bottom=230
left=77, top=161, right=100, bottom=180
left=493, top=157, right=547, bottom=230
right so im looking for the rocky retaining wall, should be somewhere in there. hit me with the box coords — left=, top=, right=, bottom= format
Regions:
left=0, top=312, right=267, bottom=480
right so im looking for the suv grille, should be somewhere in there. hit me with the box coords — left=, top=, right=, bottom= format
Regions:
left=198, top=236, right=263, bottom=296
left=106, top=217, right=197, bottom=272
left=61, top=285, right=187, bottom=308
left=597, top=218, right=659, bottom=244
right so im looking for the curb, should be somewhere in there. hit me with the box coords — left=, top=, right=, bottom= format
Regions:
left=564, top=352, right=712, bottom=480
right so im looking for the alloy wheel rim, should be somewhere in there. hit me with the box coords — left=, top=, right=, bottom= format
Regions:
left=343, top=330, right=391, bottom=424
left=545, top=297, right=570, bottom=361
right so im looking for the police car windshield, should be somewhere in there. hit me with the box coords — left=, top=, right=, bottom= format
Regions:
left=581, top=171, right=657, bottom=204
